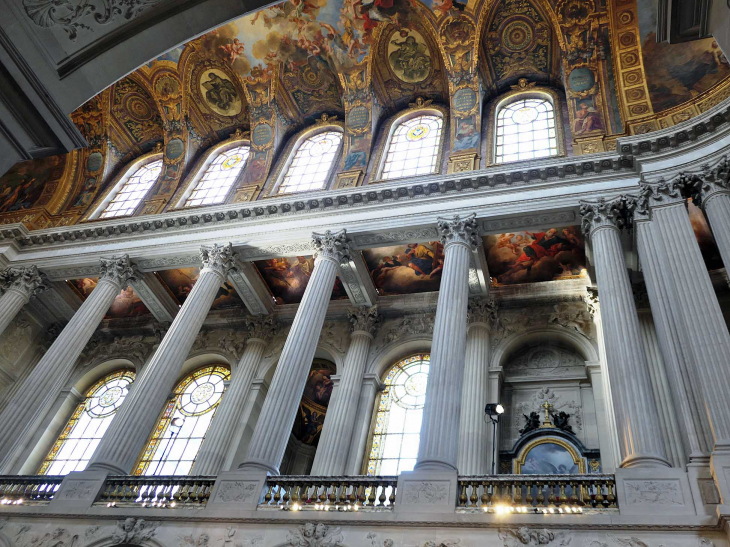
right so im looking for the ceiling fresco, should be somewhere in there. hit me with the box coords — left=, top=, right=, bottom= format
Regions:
left=254, top=257, right=348, bottom=305
left=154, top=267, right=244, bottom=310
left=362, top=242, right=445, bottom=295
left=483, top=226, right=588, bottom=285
left=67, top=278, right=151, bottom=319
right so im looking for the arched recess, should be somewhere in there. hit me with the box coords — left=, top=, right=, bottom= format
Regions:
left=366, top=336, right=433, bottom=378
left=492, top=325, right=598, bottom=370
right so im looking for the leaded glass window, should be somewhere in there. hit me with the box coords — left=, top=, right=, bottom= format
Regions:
left=184, top=145, right=249, bottom=207
left=277, top=131, right=342, bottom=195
left=100, top=159, right=162, bottom=218
left=366, top=354, right=430, bottom=475
left=381, top=115, right=443, bottom=180
left=39, top=370, right=135, bottom=475
left=495, top=98, right=558, bottom=164
left=135, top=365, right=229, bottom=476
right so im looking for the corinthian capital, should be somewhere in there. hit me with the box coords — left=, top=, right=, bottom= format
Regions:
left=636, top=178, right=686, bottom=213
left=0, top=266, right=48, bottom=299
left=348, top=305, right=380, bottom=336
left=312, top=229, right=350, bottom=263
left=244, top=315, right=277, bottom=343
left=200, top=243, right=236, bottom=278
left=437, top=213, right=479, bottom=249
left=579, top=196, right=632, bottom=239
left=683, top=156, right=730, bottom=207
left=467, top=295, right=498, bottom=328
left=99, top=255, right=135, bottom=288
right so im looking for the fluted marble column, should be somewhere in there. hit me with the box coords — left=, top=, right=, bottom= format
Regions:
left=0, top=266, right=47, bottom=336
left=238, top=230, right=350, bottom=474
left=579, top=197, right=669, bottom=468
left=0, top=256, right=133, bottom=472
left=457, top=296, right=495, bottom=475
left=88, top=244, right=236, bottom=474
left=416, top=214, right=479, bottom=472
left=194, top=315, right=276, bottom=475
left=636, top=181, right=730, bottom=452
left=311, top=306, right=379, bottom=476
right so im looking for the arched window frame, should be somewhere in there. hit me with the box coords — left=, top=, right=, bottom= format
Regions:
left=486, top=87, right=567, bottom=166
left=83, top=151, right=163, bottom=220
left=267, top=123, right=345, bottom=196
left=373, top=106, right=447, bottom=182
left=171, top=138, right=251, bottom=209
left=363, top=353, right=431, bottom=476
left=133, top=364, right=230, bottom=476
left=37, top=368, right=136, bottom=475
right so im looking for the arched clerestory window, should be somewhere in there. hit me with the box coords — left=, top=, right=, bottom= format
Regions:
left=494, top=96, right=558, bottom=164
left=276, top=130, right=343, bottom=195
left=98, top=159, right=163, bottom=218
left=134, top=365, right=230, bottom=476
left=183, top=144, right=250, bottom=207
left=380, top=113, right=444, bottom=180
left=365, top=353, right=430, bottom=476
left=39, top=370, right=135, bottom=475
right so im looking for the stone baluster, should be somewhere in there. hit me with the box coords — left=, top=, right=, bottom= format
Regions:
left=193, top=315, right=276, bottom=476
left=416, top=214, right=479, bottom=472
left=238, top=230, right=350, bottom=474
left=0, top=256, right=133, bottom=472
left=0, top=266, right=47, bottom=336
left=457, top=296, right=496, bottom=475
left=579, top=197, right=669, bottom=468
left=311, top=306, right=379, bottom=476
left=633, top=182, right=730, bottom=494
left=88, top=244, right=236, bottom=474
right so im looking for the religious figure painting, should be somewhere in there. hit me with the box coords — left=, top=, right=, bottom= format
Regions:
left=156, top=267, right=244, bottom=309
left=67, top=278, right=150, bottom=318
left=387, top=29, right=431, bottom=83
left=483, top=226, right=587, bottom=285
left=0, top=154, right=65, bottom=214
left=520, top=442, right=580, bottom=475
left=199, top=69, right=242, bottom=117
left=292, top=359, right=336, bottom=446
left=688, top=200, right=723, bottom=271
left=254, top=257, right=348, bottom=305
left=362, top=242, right=444, bottom=296
left=573, top=98, right=603, bottom=135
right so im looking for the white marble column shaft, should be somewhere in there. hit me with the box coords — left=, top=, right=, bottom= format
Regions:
left=194, top=316, right=275, bottom=475
left=580, top=198, right=669, bottom=468
left=686, top=161, right=730, bottom=272
left=311, top=306, right=378, bottom=476
left=0, top=266, right=46, bottom=337
left=88, top=244, right=235, bottom=474
left=238, top=230, right=349, bottom=474
left=416, top=214, right=478, bottom=472
left=344, top=375, right=382, bottom=475
left=457, top=296, right=494, bottom=475
left=635, top=216, right=711, bottom=462
left=0, top=257, right=132, bottom=472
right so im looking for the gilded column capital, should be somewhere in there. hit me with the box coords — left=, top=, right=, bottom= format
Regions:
left=0, top=265, right=48, bottom=299
left=467, top=295, right=498, bottom=329
left=579, top=196, right=632, bottom=239
left=437, top=213, right=479, bottom=250
left=98, top=255, right=135, bottom=288
left=244, top=314, right=277, bottom=344
left=683, top=156, right=730, bottom=208
left=312, top=229, right=351, bottom=264
left=200, top=243, right=236, bottom=279
left=348, top=305, right=380, bottom=337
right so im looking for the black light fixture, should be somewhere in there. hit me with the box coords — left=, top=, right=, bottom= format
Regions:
left=485, top=403, right=504, bottom=475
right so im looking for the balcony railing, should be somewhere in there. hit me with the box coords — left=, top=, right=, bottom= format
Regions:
left=457, top=474, right=617, bottom=512
left=99, top=475, right=216, bottom=507
left=0, top=475, right=63, bottom=504
left=258, top=476, right=398, bottom=511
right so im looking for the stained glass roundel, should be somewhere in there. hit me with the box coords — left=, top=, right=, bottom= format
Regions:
left=179, top=369, right=226, bottom=416
left=222, top=154, right=243, bottom=169
left=86, top=373, right=134, bottom=418
left=513, top=106, right=539, bottom=124
left=406, top=124, right=430, bottom=141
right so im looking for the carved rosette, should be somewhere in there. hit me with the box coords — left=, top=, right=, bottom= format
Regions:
left=312, top=229, right=351, bottom=263
left=467, top=295, right=498, bottom=328
left=244, top=315, right=277, bottom=343
left=98, top=255, right=135, bottom=288
left=200, top=243, right=236, bottom=278
left=579, top=196, right=632, bottom=239
left=437, top=213, right=479, bottom=250
left=348, top=305, right=380, bottom=337
left=683, top=156, right=730, bottom=207
left=0, top=265, right=48, bottom=299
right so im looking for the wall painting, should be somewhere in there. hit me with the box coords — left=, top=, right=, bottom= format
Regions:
left=0, top=155, right=66, bottom=213
left=67, top=278, right=150, bottom=318
left=483, top=226, right=587, bottom=285
left=362, top=242, right=444, bottom=296
left=254, top=257, right=348, bottom=305
left=387, top=29, right=431, bottom=84
left=689, top=200, right=723, bottom=271
left=199, top=69, right=242, bottom=117
left=291, top=359, right=336, bottom=446
left=155, top=267, right=244, bottom=310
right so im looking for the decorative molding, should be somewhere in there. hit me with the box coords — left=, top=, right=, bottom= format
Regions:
left=402, top=481, right=449, bottom=504
left=498, top=528, right=570, bottom=546
left=244, top=315, right=277, bottom=344
left=348, top=305, right=380, bottom=336
left=111, top=518, right=158, bottom=545
left=238, top=243, right=314, bottom=260
left=284, top=524, right=343, bottom=547
left=338, top=260, right=366, bottom=304
left=56, top=479, right=96, bottom=500
left=624, top=480, right=684, bottom=507
left=215, top=481, right=259, bottom=503
left=381, top=313, right=435, bottom=344
left=548, top=303, right=592, bottom=338
left=467, top=296, right=498, bottom=328
left=353, top=228, right=440, bottom=247
left=136, top=254, right=201, bottom=270
left=483, top=212, right=576, bottom=233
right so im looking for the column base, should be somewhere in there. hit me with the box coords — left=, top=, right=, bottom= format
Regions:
left=615, top=467, right=697, bottom=516
left=49, top=469, right=111, bottom=511
left=394, top=469, right=457, bottom=514
left=205, top=469, right=269, bottom=514
left=710, top=450, right=730, bottom=505
left=688, top=462, right=721, bottom=516
left=236, top=458, right=278, bottom=475
left=619, top=452, right=671, bottom=468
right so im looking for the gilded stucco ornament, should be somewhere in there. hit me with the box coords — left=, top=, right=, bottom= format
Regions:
left=312, top=229, right=350, bottom=263
left=98, top=255, right=134, bottom=287
left=437, top=213, right=479, bottom=249
left=200, top=243, right=236, bottom=278
left=0, top=265, right=48, bottom=298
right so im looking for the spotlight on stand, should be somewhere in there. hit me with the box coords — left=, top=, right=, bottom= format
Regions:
left=485, top=403, right=504, bottom=475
